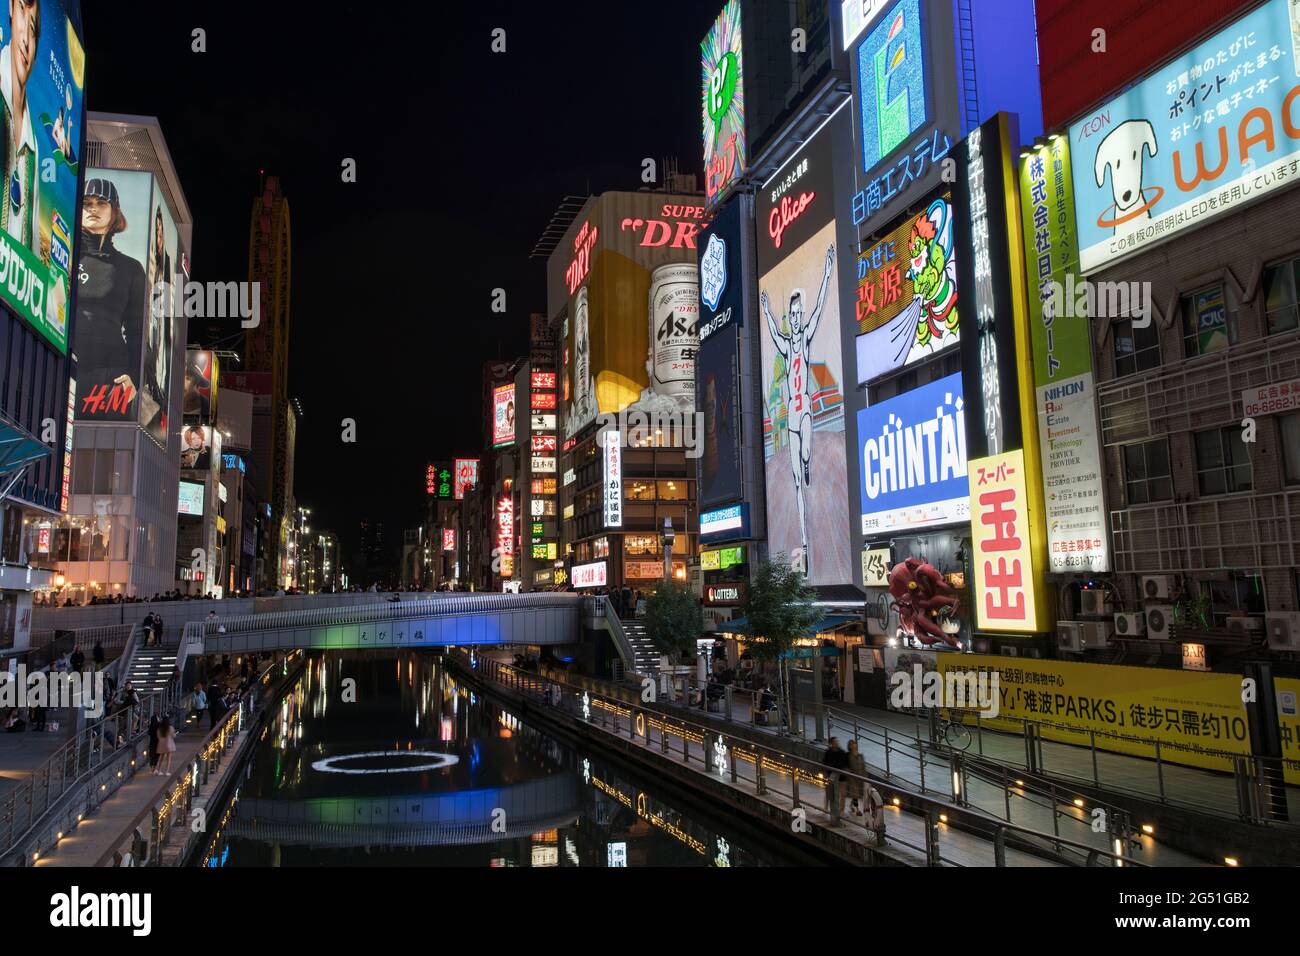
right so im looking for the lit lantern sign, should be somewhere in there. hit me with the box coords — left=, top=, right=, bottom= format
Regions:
left=443, top=529, right=456, bottom=552
left=497, top=496, right=515, bottom=578
left=532, top=391, right=557, bottom=411
left=969, top=450, right=1043, bottom=633
left=602, top=430, right=622, bottom=528
left=531, top=371, right=557, bottom=390
left=531, top=456, right=557, bottom=474
left=454, top=459, right=480, bottom=500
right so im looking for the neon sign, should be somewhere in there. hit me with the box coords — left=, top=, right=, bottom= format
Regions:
left=497, top=495, right=514, bottom=577
left=566, top=221, right=598, bottom=295
left=768, top=191, right=816, bottom=249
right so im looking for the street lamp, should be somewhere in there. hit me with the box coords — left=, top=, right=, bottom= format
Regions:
left=661, top=517, right=675, bottom=582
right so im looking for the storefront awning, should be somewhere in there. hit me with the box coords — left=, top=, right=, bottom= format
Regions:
left=0, top=418, right=51, bottom=477
left=721, top=613, right=860, bottom=639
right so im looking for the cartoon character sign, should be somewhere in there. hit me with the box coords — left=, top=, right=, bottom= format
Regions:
left=855, top=196, right=960, bottom=384
left=888, top=557, right=960, bottom=648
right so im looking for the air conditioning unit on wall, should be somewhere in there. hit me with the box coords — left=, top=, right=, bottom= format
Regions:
left=1264, top=613, right=1300, bottom=651
left=1081, top=621, right=1113, bottom=649
left=1113, top=612, right=1146, bottom=637
left=1057, top=621, right=1083, bottom=653
left=1081, top=589, right=1110, bottom=616
left=1225, top=616, right=1264, bottom=637
left=1141, top=575, right=1171, bottom=599
left=1146, top=605, right=1174, bottom=640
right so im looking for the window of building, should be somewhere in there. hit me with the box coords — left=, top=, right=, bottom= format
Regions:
left=1112, top=317, right=1161, bottom=378
left=1282, top=413, right=1300, bottom=486
left=593, top=537, right=609, bottom=559
left=624, top=479, right=656, bottom=501
left=1122, top=439, right=1172, bottom=505
left=1194, top=426, right=1252, bottom=496
left=624, top=534, right=658, bottom=557
left=1181, top=285, right=1238, bottom=358
left=657, top=480, right=687, bottom=501
left=1263, top=258, right=1300, bottom=336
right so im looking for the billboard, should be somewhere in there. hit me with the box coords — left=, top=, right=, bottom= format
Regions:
left=496, top=495, right=514, bottom=578
left=1069, top=0, right=1300, bottom=273
left=855, top=0, right=928, bottom=177
left=1020, top=138, right=1109, bottom=574
left=700, top=502, right=749, bottom=542
left=442, top=528, right=456, bottom=552
left=492, top=384, right=515, bottom=447
left=969, top=449, right=1049, bottom=633
left=453, top=458, right=479, bottom=500
left=857, top=373, right=968, bottom=535
left=74, top=169, right=153, bottom=425
left=548, top=194, right=704, bottom=441
left=0, top=0, right=85, bottom=354
left=180, top=423, right=213, bottom=471
left=601, top=429, right=622, bottom=528
left=698, top=326, right=742, bottom=508
left=178, top=480, right=204, bottom=516
left=702, top=0, right=745, bottom=207
left=854, top=194, right=959, bottom=383
left=183, top=349, right=219, bottom=424
left=427, top=462, right=452, bottom=498
left=756, top=109, right=852, bottom=583
left=571, top=561, right=607, bottom=589
left=140, top=178, right=179, bottom=448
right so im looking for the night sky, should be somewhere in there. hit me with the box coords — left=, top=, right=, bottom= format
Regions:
left=82, top=1, right=721, bottom=572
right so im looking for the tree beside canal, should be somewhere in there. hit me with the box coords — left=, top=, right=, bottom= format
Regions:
left=739, top=556, right=823, bottom=730
left=644, top=580, right=705, bottom=664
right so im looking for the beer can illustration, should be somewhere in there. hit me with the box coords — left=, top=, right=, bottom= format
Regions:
left=648, top=263, right=700, bottom=410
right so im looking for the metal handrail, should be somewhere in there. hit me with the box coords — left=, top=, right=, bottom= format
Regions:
left=0, top=665, right=183, bottom=863
left=583, top=595, right=641, bottom=677
left=465, top=654, right=1144, bottom=867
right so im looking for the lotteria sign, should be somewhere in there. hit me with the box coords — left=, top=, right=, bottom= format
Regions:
left=572, top=561, right=608, bottom=589
left=1070, top=0, right=1300, bottom=272
left=858, top=373, right=968, bottom=534
left=700, top=503, right=749, bottom=542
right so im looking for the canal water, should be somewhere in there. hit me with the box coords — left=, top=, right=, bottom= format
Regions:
left=198, top=654, right=805, bottom=866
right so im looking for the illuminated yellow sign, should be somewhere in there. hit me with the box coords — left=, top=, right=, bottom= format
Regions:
left=1278, top=677, right=1300, bottom=785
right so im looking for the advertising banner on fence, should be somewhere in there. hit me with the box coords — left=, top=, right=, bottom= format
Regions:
left=1069, top=0, right=1300, bottom=272
left=1021, top=136, right=1109, bottom=573
left=884, top=648, right=1251, bottom=772
left=0, top=0, right=84, bottom=354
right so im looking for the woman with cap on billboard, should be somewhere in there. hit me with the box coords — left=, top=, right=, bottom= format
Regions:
left=77, top=176, right=146, bottom=414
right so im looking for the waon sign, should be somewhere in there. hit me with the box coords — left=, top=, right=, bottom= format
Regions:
left=969, top=449, right=1049, bottom=633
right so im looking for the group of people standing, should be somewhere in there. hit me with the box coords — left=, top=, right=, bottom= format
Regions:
left=822, top=736, right=887, bottom=840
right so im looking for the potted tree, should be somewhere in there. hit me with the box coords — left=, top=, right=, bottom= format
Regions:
left=739, top=556, right=823, bottom=733
left=644, top=580, right=705, bottom=700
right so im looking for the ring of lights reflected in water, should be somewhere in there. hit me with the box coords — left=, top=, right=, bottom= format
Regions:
left=311, top=751, right=460, bottom=775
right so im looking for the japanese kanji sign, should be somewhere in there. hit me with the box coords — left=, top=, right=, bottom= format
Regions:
left=970, top=449, right=1045, bottom=633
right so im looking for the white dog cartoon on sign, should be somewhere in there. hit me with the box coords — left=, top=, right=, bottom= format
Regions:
left=1093, top=119, right=1161, bottom=231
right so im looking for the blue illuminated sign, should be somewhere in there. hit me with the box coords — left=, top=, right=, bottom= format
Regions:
left=857, top=373, right=969, bottom=535
left=700, top=503, right=750, bottom=542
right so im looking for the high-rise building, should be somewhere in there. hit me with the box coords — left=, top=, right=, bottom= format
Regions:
left=246, top=174, right=293, bottom=591
left=53, top=114, right=192, bottom=601
left=0, top=2, right=86, bottom=648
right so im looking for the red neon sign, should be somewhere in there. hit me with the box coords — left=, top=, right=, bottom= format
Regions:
left=768, top=191, right=816, bottom=249
left=566, top=221, right=599, bottom=295
left=532, top=391, right=557, bottom=410
left=531, top=371, right=557, bottom=390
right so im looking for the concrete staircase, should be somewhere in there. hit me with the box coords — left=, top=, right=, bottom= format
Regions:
left=620, top=620, right=662, bottom=677
left=125, top=646, right=178, bottom=695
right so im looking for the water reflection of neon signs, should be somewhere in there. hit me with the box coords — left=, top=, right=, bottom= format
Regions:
left=712, top=737, right=729, bottom=776
left=581, top=691, right=591, bottom=721
left=441, top=717, right=453, bottom=741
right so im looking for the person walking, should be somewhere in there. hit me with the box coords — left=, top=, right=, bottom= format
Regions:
left=865, top=781, right=887, bottom=843
left=191, top=682, right=207, bottom=727
left=147, top=714, right=161, bottom=772
left=156, top=717, right=176, bottom=775
left=822, top=737, right=850, bottom=818
left=846, top=739, right=867, bottom=816
left=70, top=645, right=85, bottom=673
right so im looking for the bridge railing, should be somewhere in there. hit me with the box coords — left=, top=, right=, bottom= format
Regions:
left=463, top=653, right=1146, bottom=868
left=194, top=591, right=587, bottom=638
left=581, top=595, right=640, bottom=677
